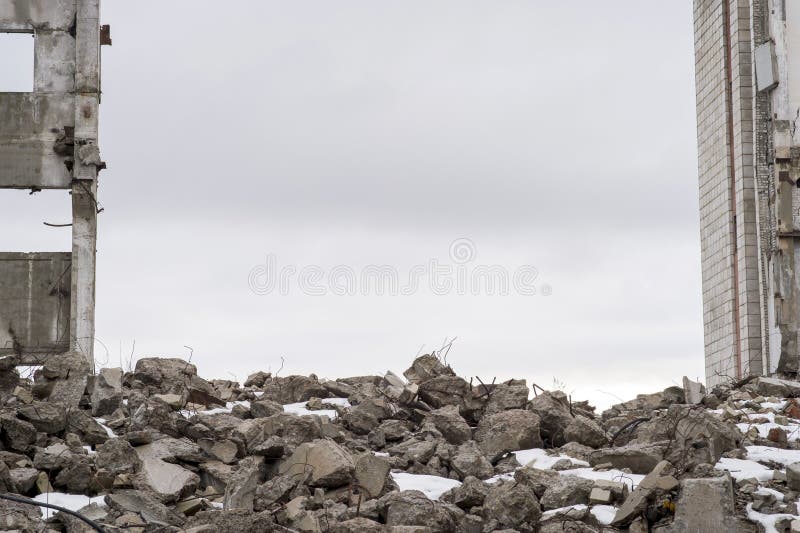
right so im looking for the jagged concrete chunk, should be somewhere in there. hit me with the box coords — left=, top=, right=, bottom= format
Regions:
left=589, top=442, right=665, bottom=475
left=382, top=490, right=462, bottom=530
left=96, top=437, right=140, bottom=476
left=539, top=475, right=593, bottom=510
left=682, top=376, right=706, bottom=404
left=279, top=439, right=354, bottom=488
left=224, top=456, right=265, bottom=511
left=106, top=490, right=186, bottom=526
left=527, top=391, right=574, bottom=446
left=32, top=352, right=90, bottom=406
left=427, top=405, right=472, bottom=445
left=451, top=440, right=494, bottom=480
left=17, top=401, right=66, bottom=434
left=612, top=460, right=673, bottom=526
left=662, top=475, right=737, bottom=533
left=563, top=414, right=608, bottom=448
left=90, top=367, right=123, bottom=416
left=354, top=453, right=390, bottom=498
left=474, top=409, right=542, bottom=461
left=403, top=354, right=454, bottom=384
left=483, top=481, right=542, bottom=530
left=133, top=441, right=200, bottom=502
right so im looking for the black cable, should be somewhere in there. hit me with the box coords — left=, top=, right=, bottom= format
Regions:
left=0, top=492, right=107, bottom=533
left=610, top=417, right=651, bottom=445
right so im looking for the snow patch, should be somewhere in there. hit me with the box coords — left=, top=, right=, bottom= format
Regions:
left=559, top=468, right=644, bottom=490
left=747, top=445, right=800, bottom=467
left=512, top=448, right=589, bottom=469
left=737, top=421, right=800, bottom=441
left=33, top=492, right=105, bottom=519
left=715, top=458, right=774, bottom=482
left=180, top=401, right=250, bottom=418
left=542, top=504, right=587, bottom=520
left=282, top=398, right=350, bottom=419
left=93, top=418, right=116, bottom=438
left=745, top=503, right=796, bottom=533
left=390, top=472, right=461, bottom=500
left=590, top=504, right=617, bottom=525
left=755, top=487, right=785, bottom=501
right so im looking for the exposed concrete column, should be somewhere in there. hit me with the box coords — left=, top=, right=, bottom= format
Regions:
left=70, top=182, right=98, bottom=367
left=69, top=0, right=102, bottom=368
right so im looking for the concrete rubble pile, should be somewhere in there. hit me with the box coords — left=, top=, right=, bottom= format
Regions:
left=3, top=354, right=800, bottom=531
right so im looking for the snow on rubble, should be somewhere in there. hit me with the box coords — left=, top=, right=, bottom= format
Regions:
left=4, top=353, right=800, bottom=530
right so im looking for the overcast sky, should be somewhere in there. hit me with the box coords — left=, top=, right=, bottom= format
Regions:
left=1, top=1, right=700, bottom=409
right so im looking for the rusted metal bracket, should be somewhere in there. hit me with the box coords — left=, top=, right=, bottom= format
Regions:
left=100, top=25, right=111, bottom=46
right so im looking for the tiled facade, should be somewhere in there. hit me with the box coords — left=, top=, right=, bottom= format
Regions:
left=694, top=0, right=775, bottom=386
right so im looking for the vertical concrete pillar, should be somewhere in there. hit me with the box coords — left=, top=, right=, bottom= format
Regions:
left=70, top=181, right=97, bottom=367
left=69, top=0, right=102, bottom=368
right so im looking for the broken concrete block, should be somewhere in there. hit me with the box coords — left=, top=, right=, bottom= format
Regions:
left=96, top=438, right=141, bottom=475
left=665, top=475, right=737, bottom=533
left=474, top=409, right=542, bottom=461
left=482, top=481, right=542, bottom=530
left=440, top=476, right=489, bottom=509
left=224, top=456, right=265, bottom=511
left=527, top=390, right=575, bottom=446
left=279, top=439, right=354, bottom=488
left=589, top=487, right=612, bottom=504
left=90, top=367, right=123, bottom=416
left=9, top=467, right=38, bottom=494
left=0, top=415, right=36, bottom=452
left=754, top=376, right=800, bottom=397
left=198, top=438, right=238, bottom=464
left=105, top=490, right=186, bottom=527
left=612, top=460, right=673, bottom=526
left=354, top=453, right=390, bottom=498
left=31, top=352, right=90, bottom=406
left=17, top=401, right=66, bottom=434
left=427, top=405, right=472, bottom=445
left=787, top=462, right=800, bottom=491
left=450, top=440, right=494, bottom=480
left=589, top=442, right=665, bottom=474
left=134, top=442, right=200, bottom=502
left=682, top=376, right=706, bottom=404
left=403, top=354, right=454, bottom=384
left=563, top=414, right=608, bottom=448
left=540, top=475, right=593, bottom=510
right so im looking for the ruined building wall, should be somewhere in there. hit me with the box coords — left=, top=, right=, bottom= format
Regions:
left=694, top=0, right=765, bottom=385
left=693, top=0, right=800, bottom=384
left=751, top=0, right=778, bottom=375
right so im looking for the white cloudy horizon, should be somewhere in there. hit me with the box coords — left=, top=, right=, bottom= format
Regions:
left=0, top=1, right=702, bottom=410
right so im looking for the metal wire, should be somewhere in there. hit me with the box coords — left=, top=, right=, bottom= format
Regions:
left=0, top=492, right=107, bottom=533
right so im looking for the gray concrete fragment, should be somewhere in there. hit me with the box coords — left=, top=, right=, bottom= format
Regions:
left=354, top=453, right=390, bottom=498
left=612, top=460, right=673, bottom=526
left=427, top=405, right=472, bottom=445
left=134, top=442, right=200, bottom=502
left=682, top=376, right=706, bottom=404
left=90, top=367, right=123, bottom=416
left=450, top=440, right=494, bottom=480
left=787, top=462, right=800, bottom=491
left=224, top=456, right=265, bottom=511
left=279, top=439, right=354, bottom=488
left=660, top=475, right=737, bottom=533
left=474, top=409, right=542, bottom=461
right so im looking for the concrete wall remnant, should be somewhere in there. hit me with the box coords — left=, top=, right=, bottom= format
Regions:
left=694, top=0, right=800, bottom=385
left=0, top=0, right=108, bottom=368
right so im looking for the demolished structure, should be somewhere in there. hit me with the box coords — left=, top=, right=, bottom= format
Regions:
left=0, top=0, right=108, bottom=367
left=694, top=1, right=800, bottom=385
left=0, top=352, right=795, bottom=531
